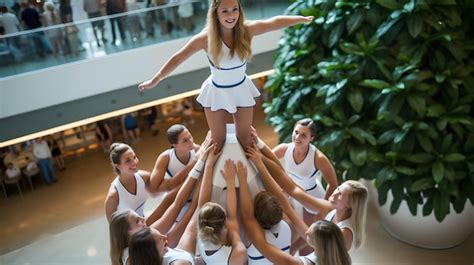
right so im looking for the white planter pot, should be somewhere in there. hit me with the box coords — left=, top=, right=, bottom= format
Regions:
left=366, top=180, right=474, bottom=249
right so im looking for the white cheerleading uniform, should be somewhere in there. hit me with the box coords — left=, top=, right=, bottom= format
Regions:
left=298, top=253, right=317, bottom=265
left=196, top=43, right=261, bottom=114
left=284, top=143, right=325, bottom=214
left=324, top=209, right=356, bottom=252
left=165, top=148, right=196, bottom=222
left=111, top=172, right=147, bottom=217
left=197, top=239, right=232, bottom=265
left=247, top=220, right=292, bottom=264
left=163, top=248, right=195, bottom=265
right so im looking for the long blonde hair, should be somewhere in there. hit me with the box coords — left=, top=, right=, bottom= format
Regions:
left=308, top=220, right=351, bottom=265
left=207, top=0, right=252, bottom=67
left=346, top=180, right=368, bottom=249
left=109, top=210, right=132, bottom=265
left=198, top=202, right=227, bottom=245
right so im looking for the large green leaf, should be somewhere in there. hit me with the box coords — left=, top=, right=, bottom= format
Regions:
left=376, top=0, right=401, bottom=10
left=432, top=161, right=445, bottom=183
left=406, top=195, right=418, bottom=215
left=410, top=178, right=435, bottom=192
left=346, top=10, right=364, bottom=35
left=443, top=153, right=466, bottom=163
left=359, top=79, right=390, bottom=89
left=347, top=89, right=364, bottom=113
left=395, top=166, right=416, bottom=175
left=350, top=148, right=368, bottom=166
left=433, top=192, right=450, bottom=222
left=423, top=197, right=434, bottom=216
left=329, top=22, right=344, bottom=48
left=405, top=153, right=435, bottom=163
left=406, top=94, right=426, bottom=117
left=407, top=15, right=423, bottom=38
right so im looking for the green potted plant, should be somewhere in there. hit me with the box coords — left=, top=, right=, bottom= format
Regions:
left=264, top=0, right=474, bottom=248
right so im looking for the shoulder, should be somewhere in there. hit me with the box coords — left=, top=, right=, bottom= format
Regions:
left=272, top=143, right=290, bottom=157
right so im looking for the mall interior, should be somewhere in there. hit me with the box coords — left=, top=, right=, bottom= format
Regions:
left=0, top=0, right=473, bottom=264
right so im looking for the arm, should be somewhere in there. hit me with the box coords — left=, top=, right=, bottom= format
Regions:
left=246, top=147, right=308, bottom=239
left=104, top=185, right=119, bottom=223
left=250, top=127, right=285, bottom=169
left=341, top=228, right=354, bottom=251
left=197, top=147, right=221, bottom=208
left=221, top=160, right=247, bottom=264
left=261, top=155, right=333, bottom=216
left=315, top=150, right=338, bottom=200
left=149, top=152, right=196, bottom=192
left=138, top=31, right=207, bottom=90
left=271, top=143, right=288, bottom=160
left=237, top=162, right=302, bottom=265
left=247, top=15, right=313, bottom=37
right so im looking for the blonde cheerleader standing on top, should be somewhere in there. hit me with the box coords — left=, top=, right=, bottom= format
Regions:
left=139, top=0, right=313, bottom=152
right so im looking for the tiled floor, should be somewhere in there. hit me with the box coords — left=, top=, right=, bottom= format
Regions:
left=0, top=102, right=473, bottom=264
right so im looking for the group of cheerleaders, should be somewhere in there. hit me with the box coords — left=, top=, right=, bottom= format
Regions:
left=105, top=0, right=369, bottom=264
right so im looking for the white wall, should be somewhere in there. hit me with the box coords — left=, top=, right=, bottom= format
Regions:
left=0, top=30, right=283, bottom=119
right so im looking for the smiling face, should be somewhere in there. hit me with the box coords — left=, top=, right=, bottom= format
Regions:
left=150, top=228, right=169, bottom=256
left=328, top=183, right=352, bottom=210
left=116, top=149, right=139, bottom=175
left=173, top=129, right=194, bottom=152
left=216, top=0, right=240, bottom=30
left=292, top=124, right=314, bottom=147
left=127, top=211, right=147, bottom=236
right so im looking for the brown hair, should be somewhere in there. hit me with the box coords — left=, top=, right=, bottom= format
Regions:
left=128, top=227, right=163, bottom=265
left=198, top=202, right=226, bottom=245
left=167, top=124, right=187, bottom=144
left=295, top=118, right=317, bottom=137
left=254, top=191, right=282, bottom=229
left=307, top=220, right=351, bottom=265
left=109, top=143, right=132, bottom=175
left=207, top=0, right=252, bottom=67
left=109, top=210, right=132, bottom=265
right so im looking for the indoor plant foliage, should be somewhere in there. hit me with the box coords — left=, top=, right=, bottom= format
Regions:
left=265, top=0, right=474, bottom=222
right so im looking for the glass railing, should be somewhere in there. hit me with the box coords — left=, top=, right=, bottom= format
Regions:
left=0, top=0, right=289, bottom=78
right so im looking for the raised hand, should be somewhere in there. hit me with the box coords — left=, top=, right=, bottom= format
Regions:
left=304, top=16, right=314, bottom=23
left=236, top=160, right=247, bottom=182
left=206, top=146, right=222, bottom=166
left=196, top=136, right=214, bottom=161
left=245, top=145, right=263, bottom=166
left=138, top=79, right=159, bottom=91
left=220, top=159, right=236, bottom=185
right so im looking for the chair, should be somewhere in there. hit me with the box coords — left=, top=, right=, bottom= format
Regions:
left=2, top=170, right=23, bottom=197
left=22, top=165, right=42, bottom=191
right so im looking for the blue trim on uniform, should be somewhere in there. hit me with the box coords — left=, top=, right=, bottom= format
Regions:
left=310, top=169, right=319, bottom=178
left=135, top=201, right=146, bottom=213
left=166, top=168, right=173, bottom=178
left=186, top=198, right=193, bottom=203
left=289, top=172, right=304, bottom=180
left=248, top=246, right=291, bottom=260
left=212, top=76, right=246, bottom=88
left=306, top=182, right=318, bottom=192
left=207, top=55, right=247, bottom=70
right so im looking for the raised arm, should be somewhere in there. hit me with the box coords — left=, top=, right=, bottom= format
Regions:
left=247, top=15, right=313, bottom=37
left=138, top=31, right=207, bottom=90
left=262, top=155, right=333, bottom=216
left=198, top=146, right=221, bottom=208
left=315, top=150, right=338, bottom=200
left=246, top=147, right=308, bottom=239
left=237, top=161, right=302, bottom=265
left=250, top=126, right=285, bottom=169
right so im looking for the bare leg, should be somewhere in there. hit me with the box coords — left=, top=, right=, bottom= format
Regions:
left=233, top=107, right=254, bottom=151
left=204, top=108, right=228, bottom=152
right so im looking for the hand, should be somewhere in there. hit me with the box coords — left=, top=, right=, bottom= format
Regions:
left=250, top=126, right=258, bottom=145
left=138, top=79, right=158, bottom=91
left=236, top=160, right=247, bottom=182
left=206, top=146, right=222, bottom=166
left=196, top=137, right=214, bottom=161
left=245, top=145, right=263, bottom=166
left=304, top=16, right=314, bottom=23
left=220, top=159, right=236, bottom=185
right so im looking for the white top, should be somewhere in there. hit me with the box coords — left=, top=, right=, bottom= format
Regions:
left=0, top=13, right=21, bottom=34
left=165, top=148, right=196, bottom=179
left=324, top=209, right=356, bottom=252
left=33, top=140, right=52, bottom=159
left=111, top=173, right=147, bottom=217
left=247, top=220, right=292, bottom=264
left=197, top=43, right=260, bottom=113
left=6, top=166, right=21, bottom=179
left=197, top=239, right=232, bottom=265
left=163, top=248, right=195, bottom=265
left=122, top=248, right=129, bottom=265
left=283, top=143, right=325, bottom=199
left=298, top=253, right=317, bottom=265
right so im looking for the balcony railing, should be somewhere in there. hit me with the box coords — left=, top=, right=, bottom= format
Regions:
left=0, top=0, right=289, bottom=78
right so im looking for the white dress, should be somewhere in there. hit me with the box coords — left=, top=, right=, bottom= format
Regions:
left=197, top=239, right=232, bottom=264
left=284, top=143, right=325, bottom=214
left=111, top=173, right=147, bottom=217
left=196, top=43, right=261, bottom=114
left=324, top=209, right=356, bottom=252
left=247, top=220, right=292, bottom=264
left=163, top=248, right=195, bottom=265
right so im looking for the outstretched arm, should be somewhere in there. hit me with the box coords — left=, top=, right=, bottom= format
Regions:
left=138, top=31, right=207, bottom=90
left=315, top=150, right=338, bottom=200
left=221, top=160, right=247, bottom=264
left=246, top=147, right=308, bottom=239
left=262, top=155, right=333, bottom=216
left=198, top=147, right=221, bottom=208
left=247, top=15, right=313, bottom=37
left=237, top=161, right=302, bottom=265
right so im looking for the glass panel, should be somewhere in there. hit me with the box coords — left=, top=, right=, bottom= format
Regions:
left=0, top=0, right=289, bottom=78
